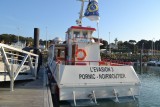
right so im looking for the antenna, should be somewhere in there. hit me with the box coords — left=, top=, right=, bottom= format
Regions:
left=76, top=0, right=88, bottom=26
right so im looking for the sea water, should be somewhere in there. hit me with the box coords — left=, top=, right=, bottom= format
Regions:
left=60, top=66, right=160, bottom=107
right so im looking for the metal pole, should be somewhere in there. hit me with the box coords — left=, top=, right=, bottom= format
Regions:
left=17, top=27, right=20, bottom=46
left=97, top=22, right=100, bottom=43
left=76, top=0, right=85, bottom=26
left=152, top=38, right=155, bottom=56
left=10, top=60, right=14, bottom=91
left=142, top=43, right=144, bottom=55
left=157, top=44, right=159, bottom=55
left=152, top=40, right=153, bottom=56
left=109, top=32, right=111, bottom=54
left=46, top=27, right=48, bottom=50
left=133, top=44, right=135, bottom=54
left=153, top=42, right=154, bottom=55
left=34, top=28, right=40, bottom=54
left=140, top=50, right=142, bottom=73
left=154, top=42, right=155, bottom=55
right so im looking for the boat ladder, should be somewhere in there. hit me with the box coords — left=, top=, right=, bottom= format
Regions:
left=113, top=89, right=119, bottom=102
left=72, top=90, right=98, bottom=106
left=113, top=88, right=136, bottom=103
left=129, top=88, right=136, bottom=101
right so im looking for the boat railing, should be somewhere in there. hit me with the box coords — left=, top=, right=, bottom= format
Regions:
left=104, top=59, right=133, bottom=66
left=55, top=59, right=133, bottom=66
left=0, top=43, right=38, bottom=91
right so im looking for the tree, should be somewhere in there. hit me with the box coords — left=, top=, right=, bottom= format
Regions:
left=129, top=40, right=136, bottom=44
left=0, top=34, right=34, bottom=44
left=123, top=41, right=132, bottom=52
left=117, top=41, right=123, bottom=49
left=100, top=40, right=108, bottom=49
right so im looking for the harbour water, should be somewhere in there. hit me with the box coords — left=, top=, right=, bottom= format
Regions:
left=60, top=66, right=160, bottom=107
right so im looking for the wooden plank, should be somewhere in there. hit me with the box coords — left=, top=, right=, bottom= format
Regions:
left=0, top=67, right=53, bottom=107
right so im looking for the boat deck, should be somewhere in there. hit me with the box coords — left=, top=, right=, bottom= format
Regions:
left=0, top=66, right=53, bottom=107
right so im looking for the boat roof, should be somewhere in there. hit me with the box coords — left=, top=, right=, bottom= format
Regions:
left=67, top=26, right=96, bottom=32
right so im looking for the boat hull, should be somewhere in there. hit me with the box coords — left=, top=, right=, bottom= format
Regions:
left=48, top=63, right=141, bottom=101
left=59, top=85, right=140, bottom=100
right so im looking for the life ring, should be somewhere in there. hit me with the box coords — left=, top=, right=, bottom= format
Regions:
left=75, top=49, right=87, bottom=61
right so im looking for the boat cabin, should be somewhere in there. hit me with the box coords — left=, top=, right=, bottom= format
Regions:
left=48, top=26, right=101, bottom=66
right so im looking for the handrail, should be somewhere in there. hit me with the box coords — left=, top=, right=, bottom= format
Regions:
left=0, top=43, right=38, bottom=57
left=0, top=43, right=39, bottom=91
left=55, top=60, right=132, bottom=66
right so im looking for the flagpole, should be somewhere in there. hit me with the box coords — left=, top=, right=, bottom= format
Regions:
left=97, top=22, right=100, bottom=43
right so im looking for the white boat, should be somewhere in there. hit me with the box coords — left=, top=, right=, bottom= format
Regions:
left=47, top=0, right=140, bottom=106
left=147, top=60, right=157, bottom=66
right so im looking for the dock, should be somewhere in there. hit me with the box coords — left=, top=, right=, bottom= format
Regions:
left=0, top=66, right=53, bottom=107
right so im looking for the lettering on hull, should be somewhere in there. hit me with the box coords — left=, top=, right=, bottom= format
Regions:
left=79, top=74, right=95, bottom=79
left=78, top=67, right=126, bottom=80
left=90, top=67, right=114, bottom=72
left=99, top=74, right=126, bottom=79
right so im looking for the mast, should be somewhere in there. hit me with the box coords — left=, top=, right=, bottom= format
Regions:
left=76, top=0, right=87, bottom=26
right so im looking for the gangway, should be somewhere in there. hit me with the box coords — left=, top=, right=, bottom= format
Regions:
left=0, top=43, right=39, bottom=91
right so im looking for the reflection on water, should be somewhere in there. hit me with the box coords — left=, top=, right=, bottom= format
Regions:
left=60, top=66, right=160, bottom=107
left=135, top=66, right=160, bottom=107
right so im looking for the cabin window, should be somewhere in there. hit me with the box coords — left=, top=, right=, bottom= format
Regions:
left=55, top=49, right=65, bottom=57
left=82, top=31, right=88, bottom=38
left=73, top=31, right=80, bottom=38
left=55, top=48, right=65, bottom=62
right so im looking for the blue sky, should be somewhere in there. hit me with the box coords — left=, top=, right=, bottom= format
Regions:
left=0, top=0, right=160, bottom=43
